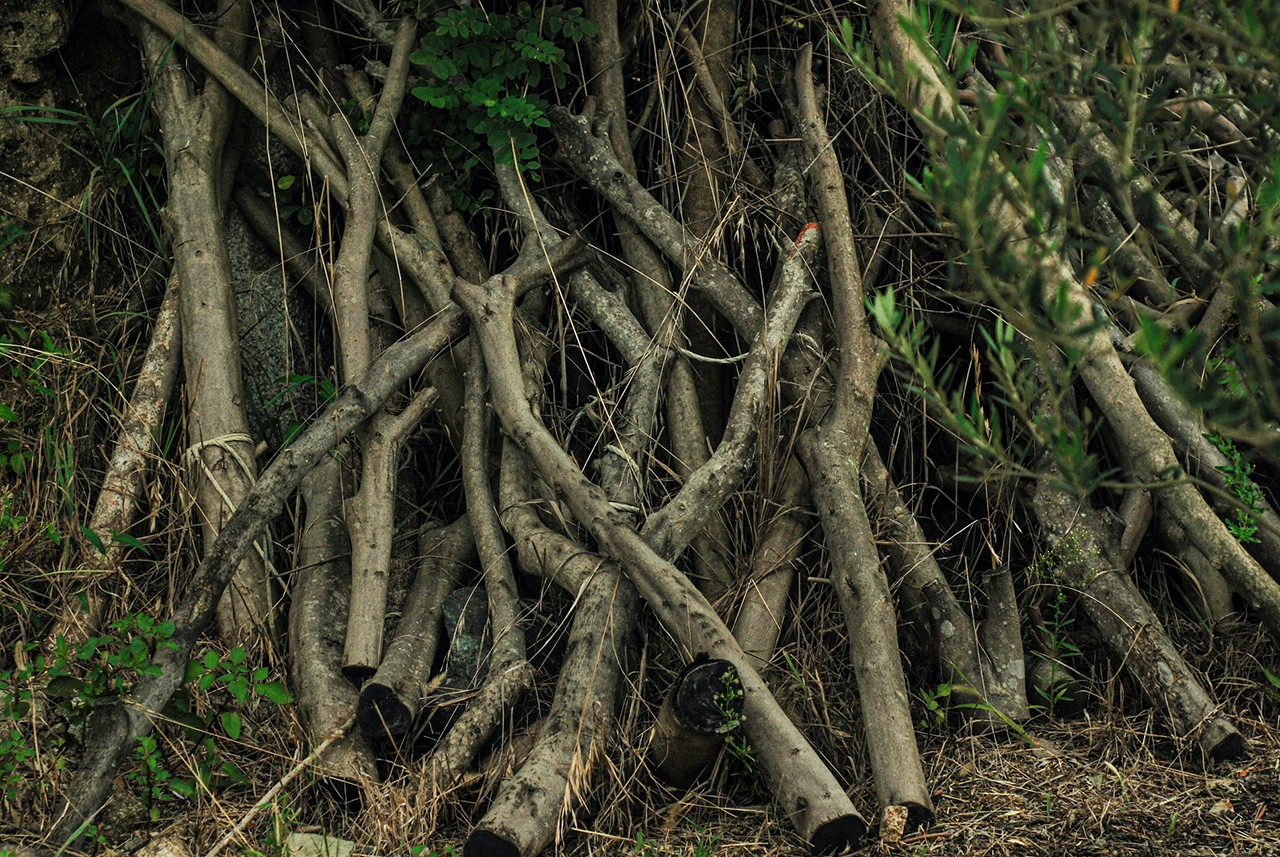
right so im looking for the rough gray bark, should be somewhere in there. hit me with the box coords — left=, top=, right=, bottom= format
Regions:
left=291, top=446, right=378, bottom=784
left=1030, top=468, right=1244, bottom=761
left=141, top=1, right=273, bottom=650
left=791, top=44, right=933, bottom=828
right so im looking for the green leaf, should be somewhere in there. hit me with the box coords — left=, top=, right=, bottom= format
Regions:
left=46, top=675, right=84, bottom=697
left=111, top=532, right=149, bottom=554
left=255, top=681, right=292, bottom=705
left=0, top=404, right=16, bottom=422
left=220, top=711, right=242, bottom=739
left=276, top=175, right=296, bottom=190
left=79, top=526, right=107, bottom=557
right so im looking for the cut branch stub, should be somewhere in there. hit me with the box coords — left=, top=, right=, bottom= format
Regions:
left=651, top=659, right=743, bottom=788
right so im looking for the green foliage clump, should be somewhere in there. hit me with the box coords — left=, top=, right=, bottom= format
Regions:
left=406, top=1, right=595, bottom=212
left=1205, top=431, right=1265, bottom=544
left=1, top=612, right=290, bottom=823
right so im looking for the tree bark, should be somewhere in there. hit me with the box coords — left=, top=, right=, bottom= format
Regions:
left=290, top=446, right=378, bottom=784
left=1030, top=468, right=1245, bottom=760
left=791, top=44, right=933, bottom=828
left=141, top=1, right=273, bottom=650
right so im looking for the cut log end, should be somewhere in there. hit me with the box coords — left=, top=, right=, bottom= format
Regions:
left=651, top=658, right=743, bottom=788
left=809, top=815, right=868, bottom=855
left=462, top=829, right=520, bottom=857
left=674, top=659, right=743, bottom=733
left=902, top=800, right=934, bottom=833
left=356, top=682, right=412, bottom=737
left=1203, top=719, right=1247, bottom=762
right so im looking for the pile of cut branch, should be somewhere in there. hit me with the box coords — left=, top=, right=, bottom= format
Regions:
left=6, top=0, right=1280, bottom=855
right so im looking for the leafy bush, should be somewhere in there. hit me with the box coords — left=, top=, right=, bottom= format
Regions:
left=406, top=1, right=595, bottom=212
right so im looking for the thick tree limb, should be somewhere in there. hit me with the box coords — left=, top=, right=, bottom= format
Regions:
left=329, top=21, right=420, bottom=676
left=290, top=446, right=378, bottom=783
left=792, top=44, right=933, bottom=828
left=140, top=1, right=272, bottom=649
left=116, top=0, right=347, bottom=200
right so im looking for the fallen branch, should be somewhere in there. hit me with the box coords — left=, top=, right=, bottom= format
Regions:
left=1031, top=466, right=1245, bottom=761
left=792, top=44, right=933, bottom=829
left=357, top=518, right=474, bottom=737
left=288, top=447, right=377, bottom=785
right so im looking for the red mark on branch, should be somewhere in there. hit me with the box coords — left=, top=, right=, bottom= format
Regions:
left=797, top=223, right=821, bottom=245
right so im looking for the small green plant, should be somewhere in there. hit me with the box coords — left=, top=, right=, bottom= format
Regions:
left=126, top=734, right=177, bottom=821
left=1, top=650, right=42, bottom=803
left=185, top=645, right=292, bottom=740
left=1034, top=587, right=1082, bottom=712
left=341, top=98, right=374, bottom=135
left=920, top=682, right=953, bottom=727
left=690, top=824, right=721, bottom=857
left=1204, top=431, right=1264, bottom=544
left=1262, top=666, right=1280, bottom=702
left=410, top=846, right=457, bottom=857
left=406, top=2, right=595, bottom=212
left=272, top=174, right=315, bottom=227
left=3, top=86, right=166, bottom=247
left=712, top=667, right=754, bottom=774
left=45, top=613, right=179, bottom=733
left=273, top=373, right=337, bottom=447
left=6, top=616, right=292, bottom=817
left=160, top=644, right=293, bottom=799
left=781, top=650, right=811, bottom=698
